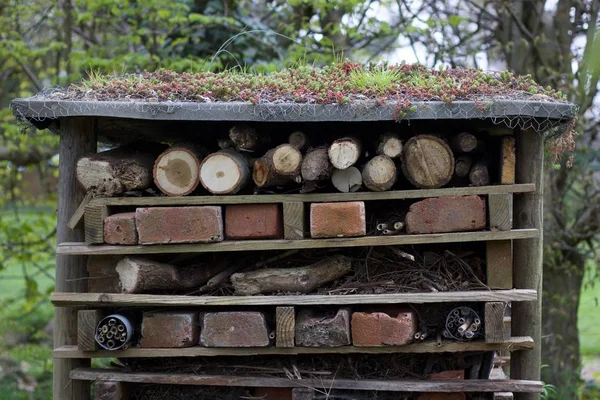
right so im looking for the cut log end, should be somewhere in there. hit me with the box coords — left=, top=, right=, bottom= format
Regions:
left=377, top=133, right=402, bottom=159
left=153, top=147, right=202, bottom=196
left=229, top=125, right=259, bottom=151
left=401, top=134, right=455, bottom=189
left=362, top=155, right=397, bottom=192
left=273, top=145, right=302, bottom=176
left=328, top=137, right=362, bottom=170
left=199, top=150, right=250, bottom=194
left=469, top=161, right=490, bottom=186
left=301, top=147, right=332, bottom=183
left=253, top=144, right=302, bottom=188
left=452, top=132, right=478, bottom=152
left=289, top=131, right=309, bottom=151
left=331, top=166, right=362, bottom=193
left=455, top=155, right=473, bottom=178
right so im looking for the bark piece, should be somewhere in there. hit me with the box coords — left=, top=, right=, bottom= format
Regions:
left=401, top=135, right=455, bottom=188
left=295, top=308, right=351, bottom=347
left=328, top=137, right=362, bottom=169
left=331, top=166, right=362, bottom=192
left=153, top=144, right=205, bottom=196
left=76, top=143, right=166, bottom=196
left=376, top=132, right=403, bottom=158
left=301, top=147, right=333, bottom=192
left=199, top=150, right=250, bottom=194
left=452, top=132, right=478, bottom=152
left=289, top=131, right=309, bottom=151
left=454, top=155, right=473, bottom=178
left=362, top=155, right=397, bottom=191
left=253, top=144, right=303, bottom=187
left=231, top=254, right=352, bottom=295
left=470, top=160, right=490, bottom=186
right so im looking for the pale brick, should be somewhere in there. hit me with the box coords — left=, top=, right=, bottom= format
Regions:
left=200, top=311, right=270, bottom=347
left=310, top=201, right=366, bottom=238
left=225, top=204, right=283, bottom=239
left=351, top=310, right=417, bottom=346
left=405, top=196, right=486, bottom=234
left=104, top=212, right=138, bottom=245
left=140, top=312, right=198, bottom=348
left=295, top=308, right=351, bottom=347
left=135, top=206, right=223, bottom=244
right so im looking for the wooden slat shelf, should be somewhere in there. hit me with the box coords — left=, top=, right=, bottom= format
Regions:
left=69, top=368, right=543, bottom=392
left=57, top=229, right=538, bottom=255
left=55, top=337, right=534, bottom=358
left=92, top=184, right=535, bottom=206
left=51, top=289, right=537, bottom=307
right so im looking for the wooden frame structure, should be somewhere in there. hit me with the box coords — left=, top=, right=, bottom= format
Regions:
left=10, top=98, right=576, bottom=400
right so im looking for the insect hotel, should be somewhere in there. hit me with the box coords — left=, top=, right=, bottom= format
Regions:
left=11, top=66, right=576, bottom=400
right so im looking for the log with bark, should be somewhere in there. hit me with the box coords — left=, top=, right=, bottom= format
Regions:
left=300, top=146, right=333, bottom=192
left=328, top=136, right=362, bottom=169
left=229, top=124, right=265, bottom=152
left=253, top=144, right=303, bottom=188
left=401, top=134, right=455, bottom=189
left=362, top=155, right=397, bottom=191
left=454, top=155, right=473, bottom=178
left=153, top=144, right=206, bottom=196
left=376, top=133, right=402, bottom=159
left=199, top=149, right=250, bottom=194
left=115, top=256, right=227, bottom=294
left=230, top=255, right=352, bottom=295
left=331, top=166, right=362, bottom=192
left=289, top=131, right=309, bottom=151
left=469, top=160, right=490, bottom=186
left=452, top=132, right=478, bottom=153
left=76, top=143, right=166, bottom=196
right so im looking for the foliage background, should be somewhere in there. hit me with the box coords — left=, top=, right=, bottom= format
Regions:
left=1, top=1, right=599, bottom=399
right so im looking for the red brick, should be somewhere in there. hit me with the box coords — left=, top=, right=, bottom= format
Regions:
left=200, top=311, right=270, bottom=347
left=296, top=308, right=351, bottom=347
left=310, top=201, right=366, bottom=238
left=253, top=388, right=292, bottom=400
left=351, top=310, right=417, bottom=346
left=225, top=204, right=283, bottom=239
left=429, top=370, right=465, bottom=380
left=405, top=195, right=486, bottom=234
left=417, top=394, right=465, bottom=400
left=104, top=212, right=138, bottom=245
left=135, top=206, right=223, bottom=244
left=140, top=312, right=198, bottom=348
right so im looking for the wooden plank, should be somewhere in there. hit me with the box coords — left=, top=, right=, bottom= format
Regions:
left=511, top=129, right=543, bottom=400
left=487, top=240, right=513, bottom=289
left=84, top=204, right=108, bottom=244
left=92, top=184, right=535, bottom=206
left=494, top=393, right=514, bottom=400
left=489, top=193, right=513, bottom=231
left=53, top=337, right=534, bottom=358
left=55, top=117, right=97, bottom=400
left=95, top=381, right=129, bottom=400
left=283, top=202, right=305, bottom=240
left=68, top=192, right=93, bottom=230
left=51, top=290, right=537, bottom=307
left=77, top=310, right=103, bottom=351
left=486, top=302, right=507, bottom=343
left=69, top=368, right=544, bottom=392
left=276, top=306, right=295, bottom=347
left=500, top=136, right=516, bottom=184
left=56, top=229, right=539, bottom=255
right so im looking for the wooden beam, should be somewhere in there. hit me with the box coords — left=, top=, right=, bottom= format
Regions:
left=91, top=184, right=535, bottom=206
left=500, top=136, right=516, bottom=184
left=512, top=129, right=543, bottom=400
left=55, top=117, right=97, bottom=400
left=486, top=302, right=508, bottom=343
left=494, top=393, right=514, bottom=400
left=56, top=229, right=539, bottom=256
left=53, top=337, right=534, bottom=358
left=276, top=307, right=295, bottom=347
left=84, top=204, right=108, bottom=244
left=489, top=193, right=513, bottom=231
left=69, top=368, right=543, bottom=392
left=487, top=240, right=513, bottom=289
left=51, top=290, right=537, bottom=308
left=283, top=202, right=305, bottom=239
left=67, top=192, right=93, bottom=230
left=77, top=309, right=103, bottom=351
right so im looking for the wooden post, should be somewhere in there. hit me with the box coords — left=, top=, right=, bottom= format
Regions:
left=511, top=129, right=543, bottom=400
left=55, top=117, right=97, bottom=400
left=283, top=202, right=304, bottom=240
left=488, top=193, right=513, bottom=231
left=84, top=204, right=108, bottom=243
left=77, top=309, right=103, bottom=351
left=276, top=306, right=295, bottom=348
left=487, top=241, right=513, bottom=289
left=485, top=302, right=507, bottom=343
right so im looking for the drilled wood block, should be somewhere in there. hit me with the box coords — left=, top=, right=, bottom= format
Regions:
left=78, top=309, right=103, bottom=351
left=485, top=302, right=507, bottom=343
left=283, top=202, right=305, bottom=239
left=489, top=193, right=513, bottom=231
left=84, top=204, right=109, bottom=243
left=276, top=306, right=295, bottom=348
left=487, top=240, right=513, bottom=289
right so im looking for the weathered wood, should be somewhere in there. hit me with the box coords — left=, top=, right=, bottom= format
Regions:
left=376, top=132, right=403, bottom=159
left=276, top=307, right=295, bottom=348
left=231, top=255, right=352, bottom=295
left=486, top=302, right=508, bottom=343
left=84, top=204, right=108, bottom=244
left=494, top=393, right=514, bottom=400
left=55, top=117, right=97, bottom=400
left=300, top=147, right=332, bottom=192
left=51, top=289, right=537, bottom=307
left=95, top=381, right=129, bottom=400
left=452, top=132, right=478, bottom=152
left=489, top=193, right=513, bottom=231
left=92, top=183, right=535, bottom=206
left=328, top=136, right=362, bottom=169
left=401, top=135, right=455, bottom=188
left=511, top=129, right=543, bottom=400
left=292, top=388, right=315, bottom=400
left=54, top=337, right=535, bottom=358
left=500, top=136, right=516, bottom=184
left=153, top=144, right=205, bottom=196
left=70, top=368, right=544, bottom=392
left=87, top=256, right=122, bottom=293
left=362, top=155, right=397, bottom=191
left=253, top=144, right=303, bottom=187
left=289, top=131, right=309, bottom=151
left=470, top=160, right=490, bottom=186
left=56, top=229, right=539, bottom=256
left=455, top=155, right=473, bottom=178
left=199, top=149, right=250, bottom=194
left=487, top=241, right=513, bottom=289
left=77, top=309, right=103, bottom=351
left=67, top=192, right=93, bottom=230
left=331, top=166, right=362, bottom=192
left=283, top=202, right=305, bottom=240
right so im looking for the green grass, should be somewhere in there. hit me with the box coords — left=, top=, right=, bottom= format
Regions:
left=579, top=271, right=600, bottom=357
